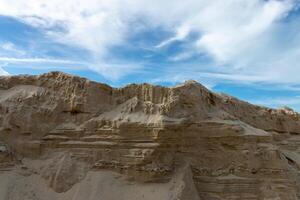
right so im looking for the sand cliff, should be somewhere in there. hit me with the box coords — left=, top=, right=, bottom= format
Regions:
left=0, top=71, right=299, bottom=200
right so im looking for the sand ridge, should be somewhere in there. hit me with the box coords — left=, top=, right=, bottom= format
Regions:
left=0, top=71, right=299, bottom=199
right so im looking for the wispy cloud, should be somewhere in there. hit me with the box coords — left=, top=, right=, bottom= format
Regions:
left=88, top=61, right=143, bottom=81
left=0, top=56, right=85, bottom=64
left=0, top=0, right=299, bottom=85
left=149, top=70, right=271, bottom=90
left=253, top=96, right=300, bottom=106
left=155, top=25, right=190, bottom=48
left=251, top=95, right=300, bottom=111
left=0, top=42, right=25, bottom=56
left=0, top=66, right=9, bottom=76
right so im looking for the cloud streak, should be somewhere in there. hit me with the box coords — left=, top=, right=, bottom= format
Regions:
left=0, top=0, right=299, bottom=85
left=0, top=66, right=9, bottom=76
left=250, top=95, right=300, bottom=111
left=0, top=56, right=85, bottom=64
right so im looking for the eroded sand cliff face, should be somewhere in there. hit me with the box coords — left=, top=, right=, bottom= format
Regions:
left=0, top=71, right=300, bottom=200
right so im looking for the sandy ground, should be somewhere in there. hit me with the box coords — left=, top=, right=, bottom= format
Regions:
left=0, top=164, right=200, bottom=200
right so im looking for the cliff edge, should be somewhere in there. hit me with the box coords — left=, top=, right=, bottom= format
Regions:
left=0, top=71, right=299, bottom=200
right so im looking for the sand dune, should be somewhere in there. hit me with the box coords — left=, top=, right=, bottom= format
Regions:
left=0, top=71, right=299, bottom=199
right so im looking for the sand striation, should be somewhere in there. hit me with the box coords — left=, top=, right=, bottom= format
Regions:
left=0, top=71, right=300, bottom=200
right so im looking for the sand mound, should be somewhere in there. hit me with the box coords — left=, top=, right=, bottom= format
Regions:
left=0, top=71, right=300, bottom=199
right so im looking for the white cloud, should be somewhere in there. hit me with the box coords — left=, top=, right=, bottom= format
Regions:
left=155, top=24, right=190, bottom=48
left=0, top=0, right=298, bottom=83
left=251, top=95, right=300, bottom=111
left=0, top=56, right=85, bottom=64
left=0, top=66, right=9, bottom=76
left=0, top=42, right=25, bottom=56
left=169, top=51, right=196, bottom=62
left=195, top=0, right=293, bottom=62
left=150, top=70, right=271, bottom=87
left=253, top=96, right=300, bottom=106
left=88, top=61, right=142, bottom=81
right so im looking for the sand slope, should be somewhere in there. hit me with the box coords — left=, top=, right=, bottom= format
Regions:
left=0, top=72, right=300, bottom=199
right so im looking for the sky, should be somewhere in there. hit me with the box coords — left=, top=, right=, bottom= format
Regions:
left=0, top=0, right=300, bottom=110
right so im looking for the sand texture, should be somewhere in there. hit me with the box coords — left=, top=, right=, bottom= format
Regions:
left=0, top=71, right=300, bottom=200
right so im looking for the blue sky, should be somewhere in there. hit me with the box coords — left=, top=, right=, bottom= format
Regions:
left=0, top=0, right=300, bottom=110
